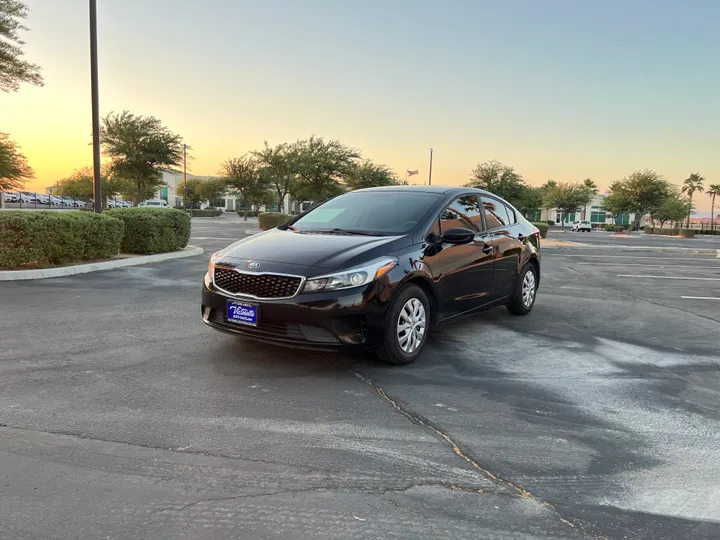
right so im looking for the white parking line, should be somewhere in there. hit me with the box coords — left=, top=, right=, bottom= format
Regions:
left=681, top=296, right=720, bottom=300
left=578, top=263, right=720, bottom=269
left=556, top=254, right=718, bottom=261
left=191, top=237, right=240, bottom=240
left=617, top=275, right=720, bottom=281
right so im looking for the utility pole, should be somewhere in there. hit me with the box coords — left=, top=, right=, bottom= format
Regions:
left=428, top=148, right=433, bottom=185
left=89, top=0, right=102, bottom=213
left=183, top=143, right=187, bottom=210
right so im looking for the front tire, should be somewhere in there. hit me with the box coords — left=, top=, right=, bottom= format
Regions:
left=507, top=264, right=538, bottom=316
left=375, top=284, right=430, bottom=365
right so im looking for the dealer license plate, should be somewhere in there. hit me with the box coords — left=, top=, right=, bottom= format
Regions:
left=226, top=301, right=258, bottom=327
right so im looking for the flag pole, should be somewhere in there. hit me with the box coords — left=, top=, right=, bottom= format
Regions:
left=428, top=148, right=433, bottom=185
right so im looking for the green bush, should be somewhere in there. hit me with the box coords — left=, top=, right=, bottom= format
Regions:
left=643, top=226, right=680, bottom=236
left=258, top=212, right=291, bottom=230
left=187, top=209, right=222, bottom=217
left=530, top=222, right=549, bottom=239
left=546, top=220, right=555, bottom=226
left=680, top=229, right=695, bottom=238
left=236, top=210, right=258, bottom=218
left=603, top=225, right=627, bottom=232
left=0, top=211, right=123, bottom=269
left=105, top=208, right=190, bottom=254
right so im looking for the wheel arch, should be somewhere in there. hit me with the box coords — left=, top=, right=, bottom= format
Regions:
left=398, top=273, right=441, bottom=328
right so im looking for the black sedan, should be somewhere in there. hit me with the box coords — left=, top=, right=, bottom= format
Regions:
left=202, top=185, right=541, bottom=365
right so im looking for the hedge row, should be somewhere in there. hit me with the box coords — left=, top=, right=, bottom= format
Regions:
left=187, top=209, right=222, bottom=217
left=258, top=212, right=291, bottom=230
left=0, top=211, right=124, bottom=269
left=105, top=208, right=191, bottom=254
left=236, top=210, right=259, bottom=218
left=530, top=222, right=549, bottom=239
left=644, top=226, right=719, bottom=236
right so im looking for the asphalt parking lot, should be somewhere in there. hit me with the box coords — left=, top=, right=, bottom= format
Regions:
left=548, top=227, right=720, bottom=250
left=1, top=216, right=719, bottom=540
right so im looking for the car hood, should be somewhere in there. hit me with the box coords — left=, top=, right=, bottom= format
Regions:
left=215, top=229, right=409, bottom=274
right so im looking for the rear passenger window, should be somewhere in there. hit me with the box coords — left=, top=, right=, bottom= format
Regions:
left=505, top=204, right=517, bottom=224
left=480, top=196, right=510, bottom=229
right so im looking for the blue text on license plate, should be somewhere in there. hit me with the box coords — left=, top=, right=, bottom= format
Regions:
left=227, top=301, right=258, bottom=327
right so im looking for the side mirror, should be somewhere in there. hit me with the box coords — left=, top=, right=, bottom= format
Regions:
left=442, top=227, right=475, bottom=244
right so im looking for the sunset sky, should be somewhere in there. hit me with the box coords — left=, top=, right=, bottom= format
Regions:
left=3, top=0, right=719, bottom=210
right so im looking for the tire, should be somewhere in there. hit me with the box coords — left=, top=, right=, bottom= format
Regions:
left=507, top=263, right=538, bottom=316
left=375, top=284, right=430, bottom=365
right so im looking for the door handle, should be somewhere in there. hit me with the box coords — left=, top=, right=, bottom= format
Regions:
left=482, top=244, right=493, bottom=255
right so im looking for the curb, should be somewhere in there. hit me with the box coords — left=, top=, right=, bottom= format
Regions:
left=0, top=246, right=205, bottom=281
left=543, top=244, right=720, bottom=256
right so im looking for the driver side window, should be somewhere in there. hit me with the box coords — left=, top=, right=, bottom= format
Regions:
left=439, top=195, right=484, bottom=235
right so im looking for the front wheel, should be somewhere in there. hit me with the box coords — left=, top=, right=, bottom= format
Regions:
left=507, top=264, right=538, bottom=316
left=375, top=284, right=430, bottom=365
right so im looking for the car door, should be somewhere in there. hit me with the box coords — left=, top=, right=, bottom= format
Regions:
left=421, top=194, right=495, bottom=317
left=479, top=195, right=524, bottom=298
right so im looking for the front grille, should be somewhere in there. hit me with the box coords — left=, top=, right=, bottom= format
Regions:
left=213, top=267, right=302, bottom=298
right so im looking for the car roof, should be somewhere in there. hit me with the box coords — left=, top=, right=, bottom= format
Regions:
left=351, top=185, right=495, bottom=197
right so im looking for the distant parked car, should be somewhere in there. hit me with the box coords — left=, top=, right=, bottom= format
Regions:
left=49, top=195, right=64, bottom=205
left=571, top=220, right=592, bottom=232
left=3, top=192, right=19, bottom=203
left=138, top=199, right=169, bottom=208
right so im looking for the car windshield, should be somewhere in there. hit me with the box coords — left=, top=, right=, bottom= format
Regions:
left=291, top=191, right=442, bottom=235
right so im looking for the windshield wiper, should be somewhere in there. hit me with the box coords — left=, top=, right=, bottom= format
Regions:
left=301, top=228, right=385, bottom=236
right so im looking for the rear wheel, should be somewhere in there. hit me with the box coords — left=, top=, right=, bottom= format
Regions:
left=507, top=264, right=538, bottom=316
left=375, top=284, right=430, bottom=365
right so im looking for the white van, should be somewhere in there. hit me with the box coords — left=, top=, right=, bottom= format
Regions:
left=571, top=220, right=592, bottom=232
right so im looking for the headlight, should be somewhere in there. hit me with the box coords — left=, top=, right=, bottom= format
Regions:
left=205, top=251, right=221, bottom=287
left=302, top=257, right=397, bottom=293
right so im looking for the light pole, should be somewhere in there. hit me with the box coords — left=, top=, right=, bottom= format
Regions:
left=428, top=148, right=433, bottom=185
left=183, top=143, right=187, bottom=210
left=89, top=0, right=102, bottom=213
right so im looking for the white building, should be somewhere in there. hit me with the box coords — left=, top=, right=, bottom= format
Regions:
left=533, top=194, right=647, bottom=228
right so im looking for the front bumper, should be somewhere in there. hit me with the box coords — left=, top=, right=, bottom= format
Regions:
left=201, top=277, right=392, bottom=350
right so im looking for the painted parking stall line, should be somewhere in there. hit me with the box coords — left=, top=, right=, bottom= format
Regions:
left=681, top=296, right=720, bottom=301
left=617, top=275, right=720, bottom=281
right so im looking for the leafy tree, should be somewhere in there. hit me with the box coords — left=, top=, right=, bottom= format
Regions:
left=344, top=159, right=398, bottom=190
left=467, top=160, right=526, bottom=207
left=100, top=110, right=184, bottom=203
left=291, top=135, right=359, bottom=202
left=220, top=156, right=273, bottom=220
left=55, top=166, right=133, bottom=208
left=0, top=0, right=43, bottom=92
left=175, top=178, right=204, bottom=208
left=0, top=131, right=33, bottom=191
left=707, top=184, right=720, bottom=232
left=197, top=177, right=227, bottom=206
left=652, top=191, right=691, bottom=230
left=544, top=182, right=593, bottom=227
left=604, top=170, right=671, bottom=230
left=252, top=142, right=299, bottom=214
left=681, top=173, right=704, bottom=228
left=516, top=186, right=544, bottom=218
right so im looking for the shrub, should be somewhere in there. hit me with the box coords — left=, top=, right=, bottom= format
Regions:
left=105, top=208, right=190, bottom=254
left=187, top=209, right=221, bottom=217
left=236, top=210, right=258, bottom=218
left=0, top=211, right=124, bottom=269
left=603, top=225, right=627, bottom=232
left=643, top=226, right=680, bottom=236
left=530, top=222, right=549, bottom=239
left=258, top=212, right=291, bottom=230
left=680, top=229, right=695, bottom=238
left=546, top=220, right=555, bottom=226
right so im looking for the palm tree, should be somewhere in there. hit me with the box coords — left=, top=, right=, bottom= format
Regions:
left=681, top=173, right=704, bottom=228
left=581, top=178, right=599, bottom=219
left=707, top=184, right=720, bottom=231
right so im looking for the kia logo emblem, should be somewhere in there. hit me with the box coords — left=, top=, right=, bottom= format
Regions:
left=247, top=262, right=260, bottom=269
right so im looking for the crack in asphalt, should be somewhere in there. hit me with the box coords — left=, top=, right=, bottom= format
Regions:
left=0, top=423, right=334, bottom=473
left=332, top=360, right=610, bottom=540
left=153, top=483, right=509, bottom=515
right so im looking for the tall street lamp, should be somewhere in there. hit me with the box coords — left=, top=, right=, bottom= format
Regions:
left=89, top=0, right=102, bottom=213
